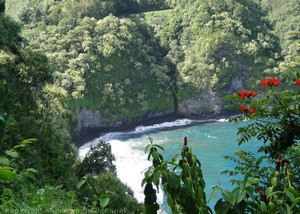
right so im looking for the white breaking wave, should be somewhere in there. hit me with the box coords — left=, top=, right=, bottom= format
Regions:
left=109, top=139, right=164, bottom=204
left=109, top=139, right=149, bottom=202
left=79, top=118, right=197, bottom=158
left=206, top=134, right=218, bottom=139
left=78, top=132, right=124, bottom=158
left=78, top=118, right=227, bottom=209
left=217, top=118, right=228, bottom=122
left=78, top=136, right=164, bottom=204
left=134, top=118, right=194, bottom=133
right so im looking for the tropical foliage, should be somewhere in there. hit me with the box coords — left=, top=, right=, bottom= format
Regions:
left=1, top=0, right=300, bottom=213
left=1, top=3, right=141, bottom=213
left=6, top=0, right=300, bottom=121
left=143, top=137, right=211, bottom=213
left=211, top=71, right=300, bottom=213
left=144, top=71, right=300, bottom=213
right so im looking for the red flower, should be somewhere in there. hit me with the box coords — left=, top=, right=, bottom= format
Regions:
left=239, top=90, right=252, bottom=98
left=239, top=91, right=246, bottom=98
left=240, top=105, right=245, bottom=112
left=261, top=79, right=268, bottom=87
left=296, top=79, right=300, bottom=86
left=251, top=91, right=257, bottom=97
left=261, top=78, right=281, bottom=87
left=245, top=90, right=251, bottom=97
left=273, top=79, right=281, bottom=87
left=184, top=136, right=187, bottom=146
left=248, top=108, right=255, bottom=115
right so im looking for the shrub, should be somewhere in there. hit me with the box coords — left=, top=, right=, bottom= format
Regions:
left=76, top=141, right=116, bottom=178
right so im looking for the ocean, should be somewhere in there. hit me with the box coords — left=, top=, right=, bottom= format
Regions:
left=79, top=118, right=263, bottom=212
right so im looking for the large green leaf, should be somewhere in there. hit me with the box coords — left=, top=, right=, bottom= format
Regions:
left=0, top=157, right=10, bottom=166
left=0, top=166, right=16, bottom=181
left=271, top=176, right=277, bottom=186
left=232, top=187, right=246, bottom=204
left=290, top=197, right=300, bottom=210
left=222, top=190, right=235, bottom=206
left=208, top=186, right=221, bottom=202
left=260, top=201, right=267, bottom=212
left=167, top=172, right=180, bottom=189
left=23, top=168, right=38, bottom=180
left=76, top=179, right=87, bottom=190
left=99, top=196, right=110, bottom=208
left=5, top=150, right=19, bottom=158
left=214, top=199, right=229, bottom=214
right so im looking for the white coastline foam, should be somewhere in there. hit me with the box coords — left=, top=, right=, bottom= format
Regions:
left=217, top=118, right=228, bottom=122
left=79, top=137, right=164, bottom=204
left=109, top=139, right=164, bottom=204
left=133, top=118, right=194, bottom=134
left=78, top=118, right=228, bottom=209
left=78, top=132, right=124, bottom=158
left=79, top=118, right=202, bottom=157
left=109, top=139, right=149, bottom=202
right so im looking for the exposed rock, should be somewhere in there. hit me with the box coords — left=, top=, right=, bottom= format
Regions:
left=73, top=108, right=177, bottom=146
left=73, top=78, right=242, bottom=146
left=75, top=108, right=110, bottom=133
left=75, top=108, right=173, bottom=133
left=146, top=111, right=172, bottom=119
left=227, top=76, right=244, bottom=93
left=178, top=88, right=222, bottom=116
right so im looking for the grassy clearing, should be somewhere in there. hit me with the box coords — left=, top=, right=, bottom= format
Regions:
left=142, top=9, right=173, bottom=20
left=129, top=9, right=173, bottom=20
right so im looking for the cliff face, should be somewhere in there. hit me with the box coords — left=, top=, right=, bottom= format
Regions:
left=178, top=88, right=222, bottom=116
left=75, top=108, right=110, bottom=133
left=73, top=107, right=175, bottom=146
left=73, top=76, right=244, bottom=145
left=73, top=108, right=122, bottom=146
left=178, top=75, right=246, bottom=115
left=74, top=77, right=244, bottom=138
left=74, top=108, right=173, bottom=134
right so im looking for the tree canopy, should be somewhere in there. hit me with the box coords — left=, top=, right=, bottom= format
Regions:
left=1, top=0, right=300, bottom=212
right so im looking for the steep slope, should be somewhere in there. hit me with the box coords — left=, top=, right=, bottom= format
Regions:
left=6, top=0, right=299, bottom=135
left=153, top=0, right=280, bottom=115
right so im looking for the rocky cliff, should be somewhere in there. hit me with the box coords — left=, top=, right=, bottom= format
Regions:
left=73, top=77, right=244, bottom=146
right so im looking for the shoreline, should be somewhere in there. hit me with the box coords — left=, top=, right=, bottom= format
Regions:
left=73, top=110, right=239, bottom=148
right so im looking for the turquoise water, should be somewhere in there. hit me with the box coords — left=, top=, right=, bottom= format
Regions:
left=79, top=119, right=262, bottom=212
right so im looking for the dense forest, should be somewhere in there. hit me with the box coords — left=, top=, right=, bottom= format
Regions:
left=0, top=0, right=299, bottom=213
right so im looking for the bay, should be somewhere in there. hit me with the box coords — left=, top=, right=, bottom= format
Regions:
left=79, top=118, right=263, bottom=212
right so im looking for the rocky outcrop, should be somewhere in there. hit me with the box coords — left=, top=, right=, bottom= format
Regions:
left=72, top=108, right=176, bottom=146
left=178, top=88, right=222, bottom=116
left=227, top=76, right=245, bottom=94
left=177, top=75, right=245, bottom=116
left=73, top=77, right=244, bottom=146
left=75, top=108, right=110, bottom=132
left=74, top=108, right=174, bottom=134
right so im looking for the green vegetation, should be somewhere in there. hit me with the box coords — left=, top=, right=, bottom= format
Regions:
left=5, top=0, right=299, bottom=121
left=144, top=72, right=300, bottom=213
left=0, top=2, right=142, bottom=212
left=138, top=9, right=173, bottom=21
left=1, top=0, right=299, bottom=213
left=156, top=0, right=280, bottom=98
left=143, top=137, right=211, bottom=213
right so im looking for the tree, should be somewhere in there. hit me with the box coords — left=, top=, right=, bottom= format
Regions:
left=0, top=0, right=5, bottom=13
left=76, top=141, right=116, bottom=178
left=158, top=0, right=279, bottom=105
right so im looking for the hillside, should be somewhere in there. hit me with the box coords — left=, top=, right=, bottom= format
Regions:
left=1, top=0, right=300, bottom=212
left=5, top=0, right=299, bottom=132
